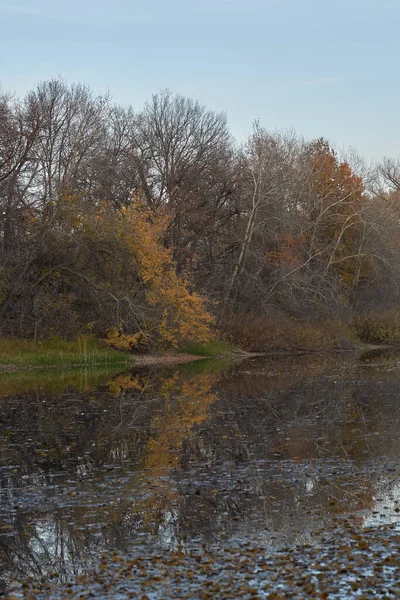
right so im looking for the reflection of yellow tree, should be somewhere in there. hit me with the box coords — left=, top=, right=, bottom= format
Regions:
left=144, top=373, right=217, bottom=472
left=108, top=368, right=219, bottom=527
left=107, top=373, right=144, bottom=396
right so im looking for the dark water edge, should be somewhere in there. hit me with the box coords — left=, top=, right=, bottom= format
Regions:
left=2, top=351, right=400, bottom=597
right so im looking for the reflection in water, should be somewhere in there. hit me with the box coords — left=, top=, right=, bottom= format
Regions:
left=1, top=352, right=400, bottom=589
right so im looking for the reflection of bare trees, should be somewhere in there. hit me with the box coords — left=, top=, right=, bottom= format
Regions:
left=2, top=355, right=400, bottom=586
left=0, top=510, right=93, bottom=585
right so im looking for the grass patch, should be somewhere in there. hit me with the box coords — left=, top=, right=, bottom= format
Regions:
left=0, top=336, right=131, bottom=368
left=178, top=339, right=236, bottom=357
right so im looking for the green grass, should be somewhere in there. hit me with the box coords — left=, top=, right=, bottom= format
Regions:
left=0, top=336, right=131, bottom=368
left=178, top=339, right=236, bottom=357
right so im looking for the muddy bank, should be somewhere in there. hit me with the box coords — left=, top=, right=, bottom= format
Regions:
left=130, top=351, right=207, bottom=366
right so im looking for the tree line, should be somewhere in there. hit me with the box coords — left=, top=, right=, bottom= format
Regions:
left=1, top=79, right=400, bottom=348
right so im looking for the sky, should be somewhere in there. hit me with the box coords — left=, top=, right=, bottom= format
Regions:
left=0, top=0, right=399, bottom=162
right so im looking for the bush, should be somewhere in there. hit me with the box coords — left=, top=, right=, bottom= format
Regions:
left=353, top=311, right=400, bottom=345
left=219, top=311, right=347, bottom=352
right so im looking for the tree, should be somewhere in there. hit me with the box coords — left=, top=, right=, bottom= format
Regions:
left=0, top=90, right=41, bottom=255
left=259, top=139, right=367, bottom=316
left=25, top=79, right=109, bottom=209
left=0, top=189, right=213, bottom=343
left=131, top=90, right=236, bottom=276
left=223, top=125, right=304, bottom=309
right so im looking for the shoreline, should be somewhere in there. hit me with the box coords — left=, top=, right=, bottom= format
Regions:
left=0, top=343, right=394, bottom=374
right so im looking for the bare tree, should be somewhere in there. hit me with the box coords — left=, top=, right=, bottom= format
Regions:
left=223, top=125, right=305, bottom=309
left=25, top=79, right=109, bottom=210
left=131, top=90, right=236, bottom=274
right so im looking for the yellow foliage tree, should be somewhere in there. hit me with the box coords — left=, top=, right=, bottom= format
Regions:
left=99, top=199, right=214, bottom=348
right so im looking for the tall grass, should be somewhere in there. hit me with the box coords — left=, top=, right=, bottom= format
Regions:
left=0, top=336, right=131, bottom=367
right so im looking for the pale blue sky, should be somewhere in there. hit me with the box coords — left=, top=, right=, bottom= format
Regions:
left=0, top=0, right=398, bottom=160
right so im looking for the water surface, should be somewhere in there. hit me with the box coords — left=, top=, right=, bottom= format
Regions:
left=1, top=352, right=400, bottom=596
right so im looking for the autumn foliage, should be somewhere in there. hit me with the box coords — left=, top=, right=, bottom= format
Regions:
left=116, top=201, right=213, bottom=347
left=2, top=80, right=400, bottom=350
left=58, top=196, right=214, bottom=349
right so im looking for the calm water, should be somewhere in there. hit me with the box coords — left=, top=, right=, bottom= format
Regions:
left=1, top=351, right=400, bottom=594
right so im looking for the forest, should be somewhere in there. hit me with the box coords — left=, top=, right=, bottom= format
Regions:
left=2, top=79, right=400, bottom=352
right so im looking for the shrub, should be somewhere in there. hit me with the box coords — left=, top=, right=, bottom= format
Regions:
left=219, top=311, right=346, bottom=352
left=353, top=311, right=400, bottom=345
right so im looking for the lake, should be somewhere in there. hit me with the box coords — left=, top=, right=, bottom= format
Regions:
left=1, top=351, right=400, bottom=598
